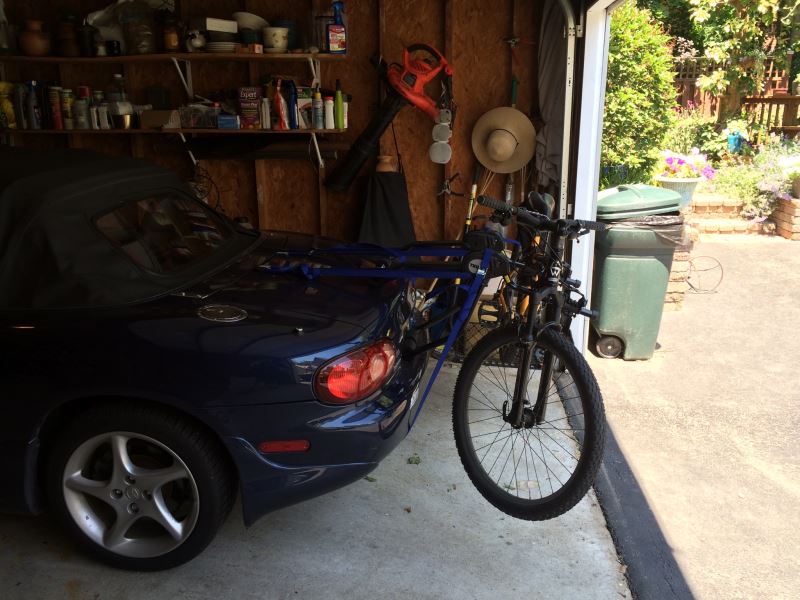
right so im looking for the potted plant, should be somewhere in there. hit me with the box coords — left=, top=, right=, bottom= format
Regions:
left=655, top=150, right=715, bottom=206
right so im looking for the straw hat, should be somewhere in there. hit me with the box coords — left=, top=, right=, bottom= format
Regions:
left=471, top=107, right=536, bottom=173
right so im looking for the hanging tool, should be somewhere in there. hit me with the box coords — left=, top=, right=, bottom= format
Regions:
left=326, top=44, right=454, bottom=192
left=503, top=36, right=537, bottom=68
left=438, top=172, right=464, bottom=198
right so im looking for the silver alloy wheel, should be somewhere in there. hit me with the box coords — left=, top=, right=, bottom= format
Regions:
left=61, top=431, right=200, bottom=558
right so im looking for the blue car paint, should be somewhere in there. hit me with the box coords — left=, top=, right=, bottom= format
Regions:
left=0, top=231, right=427, bottom=524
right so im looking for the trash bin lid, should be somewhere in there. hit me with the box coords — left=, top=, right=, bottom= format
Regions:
left=596, top=184, right=682, bottom=220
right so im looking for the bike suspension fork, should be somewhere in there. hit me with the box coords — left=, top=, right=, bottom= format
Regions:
left=508, top=299, right=539, bottom=428
left=533, top=234, right=567, bottom=425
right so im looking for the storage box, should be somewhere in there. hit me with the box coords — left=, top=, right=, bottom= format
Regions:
left=217, top=114, right=240, bottom=129
left=179, top=105, right=219, bottom=129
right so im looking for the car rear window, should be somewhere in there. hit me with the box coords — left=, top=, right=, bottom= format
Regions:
left=96, top=194, right=233, bottom=274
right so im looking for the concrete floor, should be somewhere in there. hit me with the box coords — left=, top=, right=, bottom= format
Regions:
left=588, top=235, right=800, bottom=600
left=0, top=367, right=629, bottom=600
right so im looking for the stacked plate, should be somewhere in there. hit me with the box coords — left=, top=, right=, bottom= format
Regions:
left=206, top=42, right=241, bottom=54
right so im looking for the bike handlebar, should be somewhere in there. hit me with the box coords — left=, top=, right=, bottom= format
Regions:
left=477, top=195, right=607, bottom=233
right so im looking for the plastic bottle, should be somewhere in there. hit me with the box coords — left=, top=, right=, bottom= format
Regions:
left=323, top=96, right=334, bottom=130
left=287, top=80, right=298, bottom=130
left=107, top=73, right=127, bottom=102
left=327, top=1, right=346, bottom=54
left=312, top=88, right=324, bottom=130
left=343, top=94, right=351, bottom=129
left=334, top=79, right=344, bottom=130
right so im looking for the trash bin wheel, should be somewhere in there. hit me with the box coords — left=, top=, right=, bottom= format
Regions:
left=596, top=335, right=623, bottom=359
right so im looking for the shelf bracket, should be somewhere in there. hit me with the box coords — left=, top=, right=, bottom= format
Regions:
left=170, top=57, right=194, bottom=100
left=177, top=132, right=199, bottom=167
left=307, top=57, right=321, bottom=88
left=310, top=132, right=325, bottom=169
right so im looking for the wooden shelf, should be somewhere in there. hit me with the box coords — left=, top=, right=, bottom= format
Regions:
left=0, top=53, right=345, bottom=64
left=1, top=128, right=347, bottom=135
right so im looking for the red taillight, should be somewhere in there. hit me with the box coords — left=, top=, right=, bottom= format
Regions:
left=314, top=339, right=398, bottom=404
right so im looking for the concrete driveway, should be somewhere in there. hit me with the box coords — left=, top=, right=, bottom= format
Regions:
left=0, top=367, right=629, bottom=600
left=589, top=235, right=800, bottom=600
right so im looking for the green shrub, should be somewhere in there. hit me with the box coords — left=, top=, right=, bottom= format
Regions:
left=662, top=107, right=726, bottom=161
left=600, top=3, right=677, bottom=188
left=711, top=139, right=799, bottom=218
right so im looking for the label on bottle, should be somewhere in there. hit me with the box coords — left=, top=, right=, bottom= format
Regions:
left=327, top=25, right=346, bottom=53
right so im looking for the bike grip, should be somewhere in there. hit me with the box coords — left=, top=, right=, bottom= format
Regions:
left=578, top=220, right=607, bottom=232
left=579, top=307, right=599, bottom=320
left=477, top=195, right=515, bottom=213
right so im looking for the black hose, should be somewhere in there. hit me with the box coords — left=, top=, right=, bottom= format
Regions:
left=325, top=90, right=409, bottom=192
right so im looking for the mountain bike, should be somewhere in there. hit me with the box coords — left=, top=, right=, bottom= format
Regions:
left=451, top=195, right=607, bottom=520
left=263, top=195, right=607, bottom=520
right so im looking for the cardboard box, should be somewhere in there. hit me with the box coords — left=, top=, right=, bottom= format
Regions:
left=217, top=114, right=240, bottom=129
left=239, top=86, right=262, bottom=129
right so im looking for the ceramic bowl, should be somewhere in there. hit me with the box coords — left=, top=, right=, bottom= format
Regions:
left=233, top=12, right=268, bottom=30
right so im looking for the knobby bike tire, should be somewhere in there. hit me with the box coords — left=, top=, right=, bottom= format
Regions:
left=452, top=326, right=605, bottom=520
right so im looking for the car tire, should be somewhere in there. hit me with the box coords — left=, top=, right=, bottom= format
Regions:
left=44, top=403, right=235, bottom=571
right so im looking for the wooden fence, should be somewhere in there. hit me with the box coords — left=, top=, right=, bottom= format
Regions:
left=674, top=57, right=790, bottom=120
left=741, top=96, right=800, bottom=140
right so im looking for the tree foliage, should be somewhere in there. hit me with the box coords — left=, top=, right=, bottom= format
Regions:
left=640, top=0, right=800, bottom=96
left=601, top=3, right=676, bottom=187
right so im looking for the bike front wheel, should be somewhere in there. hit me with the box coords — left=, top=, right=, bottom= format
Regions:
left=452, top=326, right=605, bottom=520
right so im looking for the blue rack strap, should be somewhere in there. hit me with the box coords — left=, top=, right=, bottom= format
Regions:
left=408, top=247, right=493, bottom=429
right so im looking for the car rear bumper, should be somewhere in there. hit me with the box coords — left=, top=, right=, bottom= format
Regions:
left=212, top=349, right=428, bottom=526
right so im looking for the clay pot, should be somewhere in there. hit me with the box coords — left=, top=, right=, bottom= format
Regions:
left=19, top=20, right=51, bottom=57
left=18, top=19, right=50, bottom=56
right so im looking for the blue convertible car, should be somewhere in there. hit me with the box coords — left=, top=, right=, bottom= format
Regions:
left=0, top=148, right=427, bottom=570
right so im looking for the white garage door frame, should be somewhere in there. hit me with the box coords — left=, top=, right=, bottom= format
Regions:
left=569, top=0, right=626, bottom=352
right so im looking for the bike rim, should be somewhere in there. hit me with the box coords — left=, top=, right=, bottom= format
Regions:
left=464, top=341, right=586, bottom=502
left=62, top=431, right=200, bottom=558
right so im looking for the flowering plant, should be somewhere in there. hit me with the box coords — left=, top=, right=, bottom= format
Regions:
left=778, top=155, right=800, bottom=183
left=659, top=150, right=715, bottom=180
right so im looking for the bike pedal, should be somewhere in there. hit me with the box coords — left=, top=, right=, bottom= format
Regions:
left=477, top=300, right=502, bottom=325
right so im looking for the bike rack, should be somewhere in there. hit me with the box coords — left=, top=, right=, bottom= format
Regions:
left=260, top=242, right=496, bottom=429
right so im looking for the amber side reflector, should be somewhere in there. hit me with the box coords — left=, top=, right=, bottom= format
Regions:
left=258, top=440, right=311, bottom=453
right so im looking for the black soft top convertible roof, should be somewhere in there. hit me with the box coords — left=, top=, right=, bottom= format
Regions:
left=0, top=148, right=247, bottom=310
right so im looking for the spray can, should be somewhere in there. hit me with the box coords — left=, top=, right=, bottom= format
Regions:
left=323, top=96, right=334, bottom=130
left=287, top=80, right=298, bottom=129
left=312, top=88, right=324, bottom=130
left=334, top=79, right=344, bottom=130
left=327, top=2, right=346, bottom=54
left=25, top=81, right=41, bottom=130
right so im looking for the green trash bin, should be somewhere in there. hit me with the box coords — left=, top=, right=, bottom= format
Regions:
left=591, top=184, right=684, bottom=360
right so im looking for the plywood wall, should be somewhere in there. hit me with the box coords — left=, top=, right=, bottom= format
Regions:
left=3, top=0, right=541, bottom=242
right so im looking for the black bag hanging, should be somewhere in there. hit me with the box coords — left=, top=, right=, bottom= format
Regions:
left=358, top=171, right=416, bottom=246
left=358, top=123, right=416, bottom=246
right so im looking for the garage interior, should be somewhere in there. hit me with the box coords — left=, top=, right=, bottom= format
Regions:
left=0, top=0, right=578, bottom=243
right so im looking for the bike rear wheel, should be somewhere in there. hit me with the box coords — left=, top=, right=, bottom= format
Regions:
left=452, top=326, right=605, bottom=520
